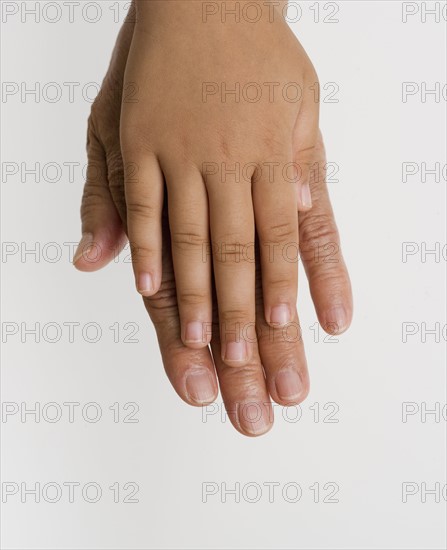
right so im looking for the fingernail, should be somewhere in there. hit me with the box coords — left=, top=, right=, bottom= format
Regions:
left=269, top=304, right=292, bottom=326
left=224, top=341, right=248, bottom=363
left=137, top=273, right=154, bottom=295
left=73, top=233, right=94, bottom=265
left=300, top=183, right=312, bottom=208
left=185, top=371, right=216, bottom=404
left=237, top=401, right=271, bottom=436
left=275, top=369, right=303, bottom=402
left=324, top=306, right=348, bottom=334
left=185, top=322, right=204, bottom=344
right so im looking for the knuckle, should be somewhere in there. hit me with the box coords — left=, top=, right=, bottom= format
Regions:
left=216, top=132, right=233, bottom=160
left=267, top=221, right=297, bottom=241
left=219, top=309, right=252, bottom=326
left=108, top=169, right=124, bottom=193
left=178, top=290, right=209, bottom=307
left=86, top=135, right=104, bottom=168
left=270, top=348, right=300, bottom=370
left=260, top=131, right=285, bottom=157
left=213, top=247, right=241, bottom=265
left=264, top=277, right=294, bottom=294
left=299, top=213, right=338, bottom=248
left=127, top=200, right=159, bottom=221
left=171, top=229, right=206, bottom=253
left=212, top=238, right=254, bottom=265
left=308, top=270, right=348, bottom=300
left=219, top=364, right=263, bottom=397
left=143, top=278, right=177, bottom=314
left=86, top=160, right=106, bottom=185
left=129, top=243, right=157, bottom=262
left=106, top=147, right=124, bottom=177
left=81, top=181, right=106, bottom=215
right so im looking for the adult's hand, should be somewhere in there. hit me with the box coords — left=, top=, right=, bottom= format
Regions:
left=75, top=7, right=352, bottom=436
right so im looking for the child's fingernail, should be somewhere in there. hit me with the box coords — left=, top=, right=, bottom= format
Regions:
left=185, top=322, right=205, bottom=344
left=137, top=273, right=154, bottom=295
left=269, top=304, right=292, bottom=326
left=300, top=183, right=312, bottom=208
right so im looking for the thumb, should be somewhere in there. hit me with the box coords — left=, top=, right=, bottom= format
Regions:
left=74, top=125, right=127, bottom=272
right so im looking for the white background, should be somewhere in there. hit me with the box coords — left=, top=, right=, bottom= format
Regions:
left=1, top=1, right=446, bottom=549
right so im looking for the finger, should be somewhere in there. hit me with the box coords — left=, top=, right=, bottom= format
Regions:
left=163, top=164, right=213, bottom=349
left=206, top=164, right=256, bottom=367
left=210, top=318, right=273, bottom=437
left=256, top=288, right=310, bottom=406
left=143, top=213, right=218, bottom=406
left=293, top=78, right=320, bottom=211
left=74, top=124, right=127, bottom=272
left=122, top=149, right=164, bottom=297
left=253, top=154, right=299, bottom=328
left=299, top=132, right=353, bottom=335
left=109, top=145, right=218, bottom=405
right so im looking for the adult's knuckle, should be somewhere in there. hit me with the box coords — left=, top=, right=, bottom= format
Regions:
left=300, top=213, right=338, bottom=247
left=81, top=182, right=104, bottom=213
left=219, top=365, right=263, bottom=398
left=143, top=278, right=177, bottom=314
left=308, top=270, right=347, bottom=299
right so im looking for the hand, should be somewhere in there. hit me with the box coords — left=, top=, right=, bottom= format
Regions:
left=75, top=9, right=353, bottom=436
left=120, top=0, right=320, bottom=368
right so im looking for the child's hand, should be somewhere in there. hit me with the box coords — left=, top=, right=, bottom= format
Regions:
left=121, top=0, right=320, bottom=367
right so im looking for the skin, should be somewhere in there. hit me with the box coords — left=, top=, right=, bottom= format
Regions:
left=120, top=0, right=322, bottom=369
left=74, top=2, right=353, bottom=437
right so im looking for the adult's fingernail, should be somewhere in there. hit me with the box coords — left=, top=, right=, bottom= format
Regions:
left=185, top=371, right=216, bottom=404
left=137, top=273, right=154, bottom=295
left=73, top=233, right=94, bottom=265
left=185, top=321, right=205, bottom=344
left=275, top=369, right=303, bottom=402
left=223, top=341, right=248, bottom=364
left=269, top=304, right=292, bottom=326
left=324, top=306, right=348, bottom=334
left=237, top=401, right=272, bottom=436
left=300, top=183, right=312, bottom=208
